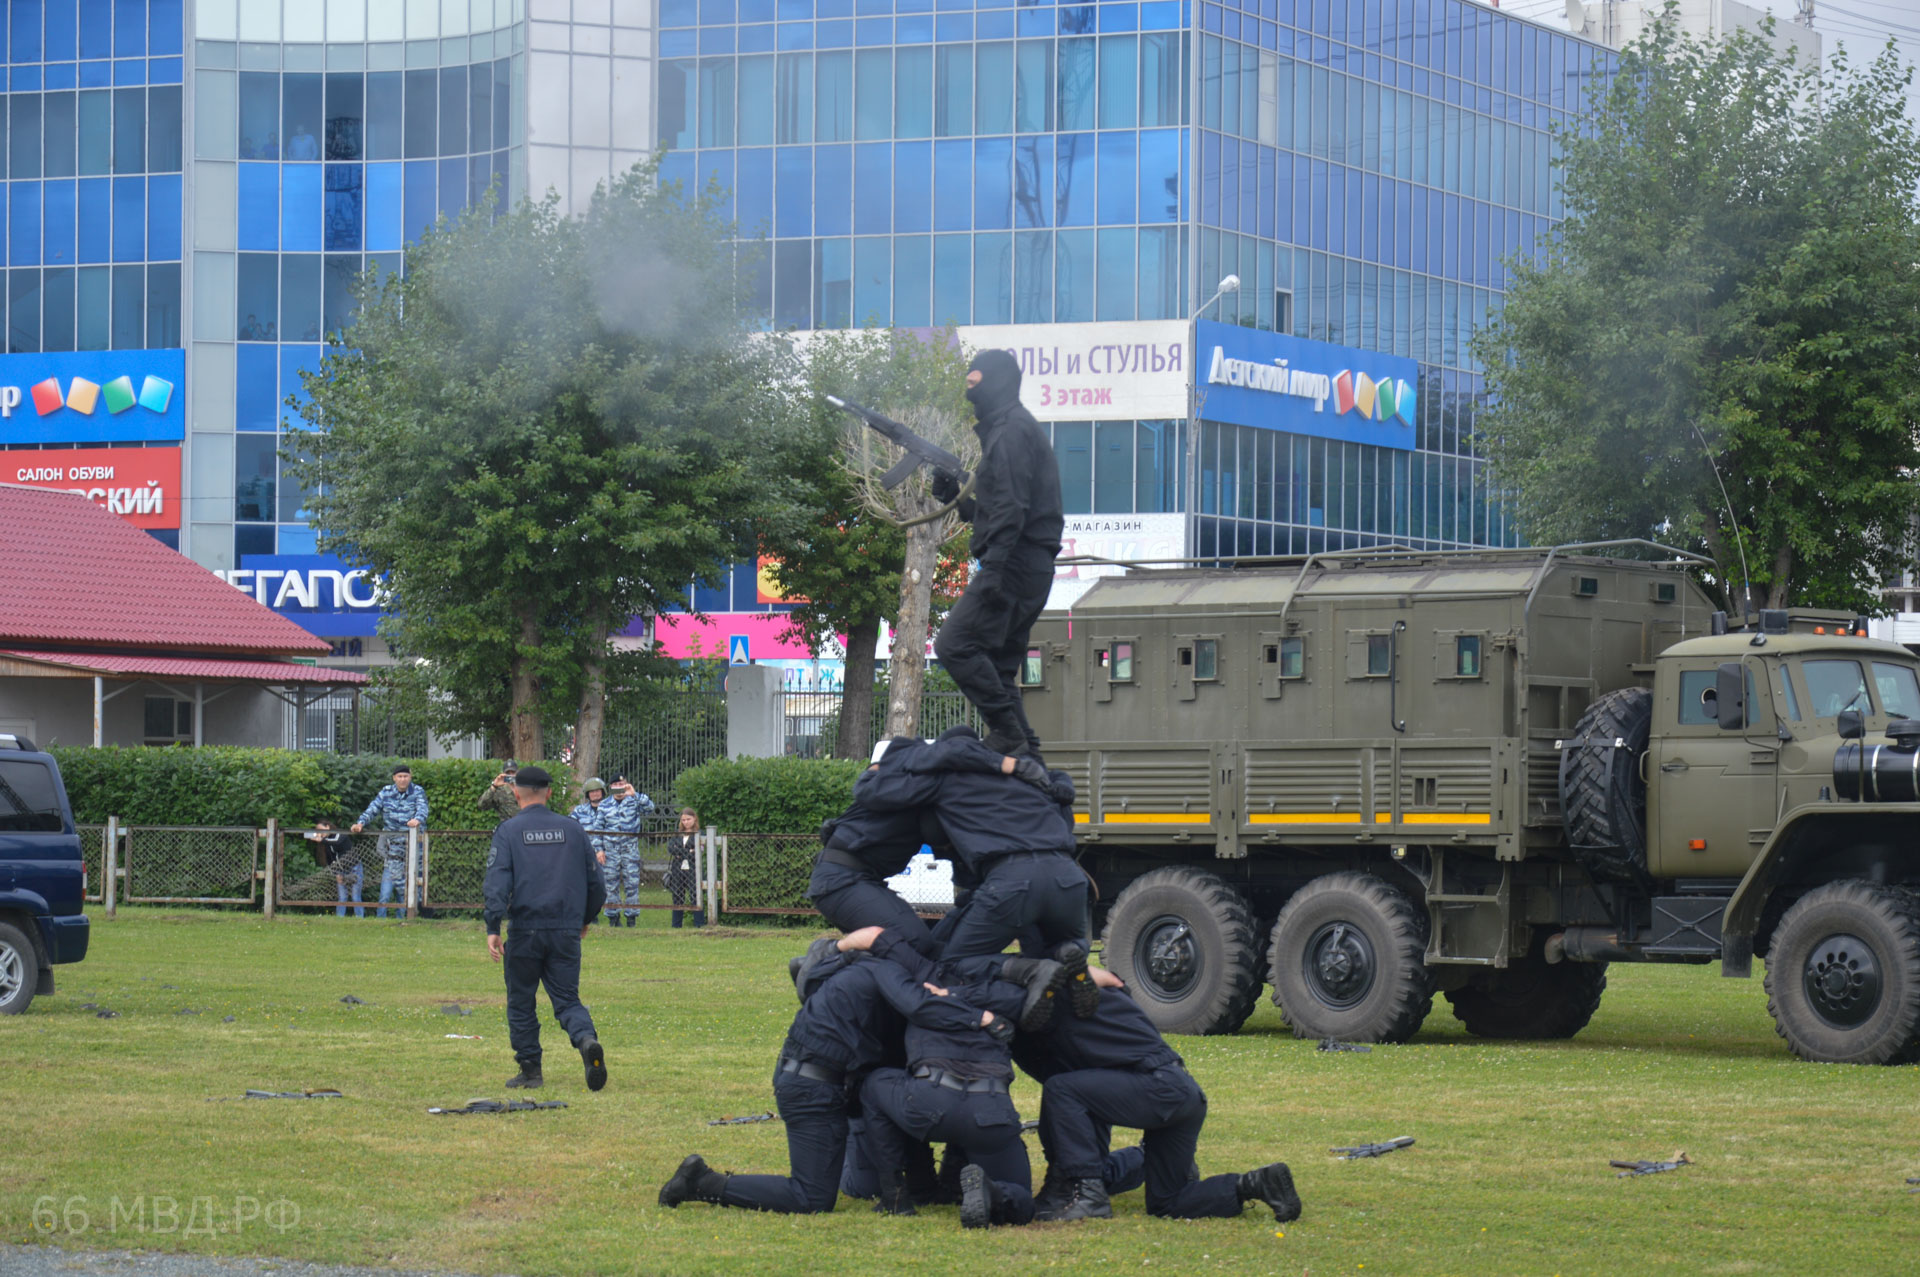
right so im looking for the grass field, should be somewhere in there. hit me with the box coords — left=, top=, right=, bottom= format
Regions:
left=3, top=908, right=1918, bottom=1277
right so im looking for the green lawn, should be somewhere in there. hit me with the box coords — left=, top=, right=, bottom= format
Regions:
left=3, top=908, right=1918, bottom=1276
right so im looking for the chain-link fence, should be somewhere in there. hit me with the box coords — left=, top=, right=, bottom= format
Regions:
left=79, top=824, right=106, bottom=904
left=121, top=825, right=261, bottom=905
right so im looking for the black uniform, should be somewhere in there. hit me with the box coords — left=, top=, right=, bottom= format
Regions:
left=855, top=728, right=1088, bottom=964
left=1016, top=987, right=1245, bottom=1219
left=483, top=802, right=607, bottom=1071
left=721, top=954, right=978, bottom=1214
left=858, top=978, right=1038, bottom=1226
left=933, top=348, right=1064, bottom=755
left=807, top=745, right=951, bottom=955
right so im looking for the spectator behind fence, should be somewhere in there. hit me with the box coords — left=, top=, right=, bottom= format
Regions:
left=479, top=761, right=522, bottom=824
left=352, top=764, right=429, bottom=919
left=306, top=814, right=362, bottom=918
left=666, top=808, right=705, bottom=929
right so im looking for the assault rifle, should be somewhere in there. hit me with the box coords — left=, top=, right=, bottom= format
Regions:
left=1331, top=1136, right=1415, bottom=1159
left=1610, top=1152, right=1690, bottom=1178
left=825, top=395, right=971, bottom=492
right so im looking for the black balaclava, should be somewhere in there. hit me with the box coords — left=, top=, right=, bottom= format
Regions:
left=965, top=349, right=1023, bottom=423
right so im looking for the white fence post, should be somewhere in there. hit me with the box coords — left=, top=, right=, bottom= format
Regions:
left=404, top=826, right=421, bottom=920
left=704, top=826, right=720, bottom=920
left=103, top=816, right=118, bottom=919
left=262, top=819, right=277, bottom=920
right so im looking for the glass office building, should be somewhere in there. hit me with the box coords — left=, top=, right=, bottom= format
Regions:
left=656, top=0, right=1616, bottom=556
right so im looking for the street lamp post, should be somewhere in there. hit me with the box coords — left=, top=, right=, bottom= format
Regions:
left=1186, top=274, right=1240, bottom=562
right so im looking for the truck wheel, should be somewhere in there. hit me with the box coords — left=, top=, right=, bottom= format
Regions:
left=1764, top=881, right=1920, bottom=1065
left=1101, top=866, right=1262, bottom=1036
left=0, top=921, right=36, bottom=1015
left=1445, top=936, right=1607, bottom=1039
left=1560, top=687, right=1654, bottom=883
left=1269, top=873, right=1434, bottom=1043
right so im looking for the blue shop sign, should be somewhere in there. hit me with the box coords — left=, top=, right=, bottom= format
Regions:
left=222, top=553, right=385, bottom=637
left=1194, top=322, right=1418, bottom=451
left=0, top=349, right=186, bottom=444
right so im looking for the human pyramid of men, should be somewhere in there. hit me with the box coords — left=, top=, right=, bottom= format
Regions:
left=656, top=730, right=1303, bottom=1228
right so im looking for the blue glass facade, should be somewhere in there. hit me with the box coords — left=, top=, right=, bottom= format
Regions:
left=659, top=0, right=1615, bottom=555
left=191, top=24, right=524, bottom=564
left=0, top=0, right=184, bottom=356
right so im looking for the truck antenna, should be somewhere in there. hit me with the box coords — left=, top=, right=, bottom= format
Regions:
left=1692, top=423, right=1754, bottom=624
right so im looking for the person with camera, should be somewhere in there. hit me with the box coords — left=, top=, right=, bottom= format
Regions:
left=478, top=761, right=523, bottom=824
left=306, top=814, right=362, bottom=918
left=597, top=776, right=652, bottom=928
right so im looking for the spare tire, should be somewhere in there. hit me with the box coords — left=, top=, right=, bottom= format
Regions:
left=1559, top=686, right=1653, bottom=884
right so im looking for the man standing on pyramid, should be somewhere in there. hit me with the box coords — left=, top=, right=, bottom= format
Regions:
left=931, top=349, right=1064, bottom=759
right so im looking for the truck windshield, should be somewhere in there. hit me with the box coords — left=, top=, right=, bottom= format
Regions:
left=1872, top=662, right=1920, bottom=718
left=1803, top=660, right=1868, bottom=717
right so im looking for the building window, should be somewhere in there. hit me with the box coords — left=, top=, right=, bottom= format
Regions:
left=143, top=696, right=193, bottom=744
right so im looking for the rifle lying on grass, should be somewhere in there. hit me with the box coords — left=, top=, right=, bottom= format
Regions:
left=1332, top=1136, right=1415, bottom=1159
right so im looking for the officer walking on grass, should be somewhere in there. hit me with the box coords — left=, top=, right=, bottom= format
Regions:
left=483, top=765, right=609, bottom=1093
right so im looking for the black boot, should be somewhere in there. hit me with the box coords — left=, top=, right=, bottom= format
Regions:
left=1049, top=1177, right=1112, bottom=1222
left=624, top=914, right=636, bottom=928
left=1238, top=1162, right=1302, bottom=1222
left=1000, top=957, right=1067, bottom=1031
left=579, top=1036, right=607, bottom=1092
left=959, top=1164, right=1008, bottom=1229
left=872, top=1169, right=918, bottom=1216
left=605, top=912, right=619, bottom=928
left=982, top=717, right=1027, bottom=755
left=1054, top=942, right=1099, bottom=1019
left=505, top=1062, right=543, bottom=1089
left=659, top=1154, right=731, bottom=1207
left=1031, top=1168, right=1069, bottom=1221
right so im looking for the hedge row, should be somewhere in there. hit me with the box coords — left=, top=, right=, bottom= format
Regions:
left=670, top=755, right=862, bottom=836
left=50, top=747, right=574, bottom=831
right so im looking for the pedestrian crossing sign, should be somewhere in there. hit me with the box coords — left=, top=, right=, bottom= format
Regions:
left=728, top=635, right=751, bottom=665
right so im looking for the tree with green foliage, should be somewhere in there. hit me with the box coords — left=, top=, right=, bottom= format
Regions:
left=287, top=167, right=805, bottom=778
left=762, top=328, right=973, bottom=757
left=1472, top=17, right=1920, bottom=612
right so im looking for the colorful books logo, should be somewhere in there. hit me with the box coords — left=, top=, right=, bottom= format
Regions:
left=1332, top=370, right=1416, bottom=426
left=29, top=373, right=174, bottom=417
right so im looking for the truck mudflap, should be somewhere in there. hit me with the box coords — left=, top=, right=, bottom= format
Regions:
left=39, top=913, right=89, bottom=965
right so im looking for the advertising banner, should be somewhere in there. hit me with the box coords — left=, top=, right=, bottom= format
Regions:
left=216, top=554, right=385, bottom=637
left=1048, top=512, right=1189, bottom=611
left=0, top=349, right=186, bottom=444
left=959, top=321, right=1189, bottom=421
left=4, top=445, right=181, bottom=529
left=1194, top=321, right=1417, bottom=451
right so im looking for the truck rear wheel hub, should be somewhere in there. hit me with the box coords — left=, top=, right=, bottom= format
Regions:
left=1305, top=922, right=1375, bottom=1009
left=0, top=941, right=21, bottom=1002
left=1135, top=916, right=1199, bottom=998
left=1802, top=934, right=1881, bottom=1029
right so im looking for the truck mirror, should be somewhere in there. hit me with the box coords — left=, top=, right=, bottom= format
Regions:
left=1837, top=708, right=1866, bottom=740
left=1714, top=662, right=1746, bottom=730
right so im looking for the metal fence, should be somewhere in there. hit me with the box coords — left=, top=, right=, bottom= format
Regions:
left=80, top=818, right=960, bottom=929
left=285, top=688, right=430, bottom=756
left=781, top=689, right=984, bottom=759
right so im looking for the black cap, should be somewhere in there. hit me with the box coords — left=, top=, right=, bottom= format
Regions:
left=391, top=763, right=412, bottom=776
left=514, top=765, right=553, bottom=789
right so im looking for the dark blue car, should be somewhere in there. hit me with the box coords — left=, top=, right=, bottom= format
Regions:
left=0, top=735, right=90, bottom=1014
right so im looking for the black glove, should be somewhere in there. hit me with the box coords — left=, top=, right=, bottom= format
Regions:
left=984, top=1014, right=1015, bottom=1046
left=931, top=470, right=961, bottom=504
left=1011, top=757, right=1050, bottom=790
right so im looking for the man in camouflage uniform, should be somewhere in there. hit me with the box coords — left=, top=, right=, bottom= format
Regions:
left=597, top=777, right=653, bottom=928
left=569, top=779, right=614, bottom=926
left=478, top=763, right=522, bottom=824
left=352, top=764, right=430, bottom=919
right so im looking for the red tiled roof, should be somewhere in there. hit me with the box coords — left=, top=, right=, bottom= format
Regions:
left=0, top=485, right=331, bottom=655
left=0, top=650, right=367, bottom=685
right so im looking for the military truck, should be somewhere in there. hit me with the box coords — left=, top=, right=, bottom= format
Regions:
left=1024, top=542, right=1920, bottom=1065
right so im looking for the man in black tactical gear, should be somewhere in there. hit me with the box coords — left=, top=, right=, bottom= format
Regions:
left=931, top=348, right=1064, bottom=758
left=853, top=726, right=1095, bottom=1010
left=1015, top=984, right=1302, bottom=1225
left=483, top=765, right=609, bottom=1093
left=806, top=738, right=953, bottom=957
left=657, top=941, right=1020, bottom=1215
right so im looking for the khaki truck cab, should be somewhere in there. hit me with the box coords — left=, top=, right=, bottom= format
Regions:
left=1029, top=544, right=1920, bottom=1065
